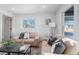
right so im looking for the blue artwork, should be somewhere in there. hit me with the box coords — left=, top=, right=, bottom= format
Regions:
left=23, top=18, right=35, bottom=28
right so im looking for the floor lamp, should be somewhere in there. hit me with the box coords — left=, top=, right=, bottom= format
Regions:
left=49, top=22, right=56, bottom=37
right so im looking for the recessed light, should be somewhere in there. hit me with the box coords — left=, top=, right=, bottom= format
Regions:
left=11, top=8, right=15, bottom=11
left=42, top=5, right=46, bottom=8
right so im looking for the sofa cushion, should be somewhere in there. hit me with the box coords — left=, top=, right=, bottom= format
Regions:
left=41, top=41, right=51, bottom=54
left=62, top=38, right=79, bottom=55
left=29, top=32, right=37, bottom=38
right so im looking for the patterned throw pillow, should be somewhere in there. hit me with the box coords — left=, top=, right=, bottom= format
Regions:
left=51, top=39, right=66, bottom=54
left=19, top=32, right=25, bottom=39
left=48, top=36, right=57, bottom=46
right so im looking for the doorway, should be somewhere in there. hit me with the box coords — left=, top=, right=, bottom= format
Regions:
left=2, top=15, right=12, bottom=41
left=63, top=6, right=74, bottom=39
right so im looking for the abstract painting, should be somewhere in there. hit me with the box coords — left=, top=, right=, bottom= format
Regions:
left=23, top=18, right=35, bottom=28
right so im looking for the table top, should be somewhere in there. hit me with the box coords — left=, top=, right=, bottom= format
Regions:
left=0, top=44, right=30, bottom=54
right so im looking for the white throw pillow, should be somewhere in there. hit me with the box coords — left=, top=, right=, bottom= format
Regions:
left=24, top=32, right=29, bottom=39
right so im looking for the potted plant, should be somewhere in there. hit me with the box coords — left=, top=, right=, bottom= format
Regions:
left=0, top=40, right=14, bottom=48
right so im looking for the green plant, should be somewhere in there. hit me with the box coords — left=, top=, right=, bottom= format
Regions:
left=0, top=40, right=14, bottom=46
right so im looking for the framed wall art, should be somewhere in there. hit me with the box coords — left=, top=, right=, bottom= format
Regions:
left=23, top=18, right=35, bottom=28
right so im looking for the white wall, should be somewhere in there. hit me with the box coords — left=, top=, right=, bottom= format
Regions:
left=12, top=13, right=56, bottom=37
left=55, top=4, right=73, bottom=36
left=74, top=5, right=79, bottom=41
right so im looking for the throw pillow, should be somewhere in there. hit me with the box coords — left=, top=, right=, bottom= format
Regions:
left=24, top=32, right=29, bottom=39
left=48, top=36, right=57, bottom=46
left=51, top=39, right=66, bottom=54
left=19, top=32, right=25, bottom=39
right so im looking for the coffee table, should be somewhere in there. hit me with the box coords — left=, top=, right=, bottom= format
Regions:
left=0, top=44, right=31, bottom=55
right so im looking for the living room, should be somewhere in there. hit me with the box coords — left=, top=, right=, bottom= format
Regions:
left=0, top=4, right=79, bottom=55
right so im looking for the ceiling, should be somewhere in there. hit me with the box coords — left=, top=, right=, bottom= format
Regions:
left=0, top=4, right=61, bottom=14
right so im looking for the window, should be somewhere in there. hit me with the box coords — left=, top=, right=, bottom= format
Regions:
left=64, top=6, right=74, bottom=39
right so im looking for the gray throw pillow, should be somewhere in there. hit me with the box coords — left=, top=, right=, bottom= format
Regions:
left=52, top=40, right=66, bottom=54
left=19, top=32, right=25, bottom=39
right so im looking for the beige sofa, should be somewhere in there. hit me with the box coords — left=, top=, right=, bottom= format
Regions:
left=12, top=32, right=42, bottom=46
left=41, top=38, right=79, bottom=55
